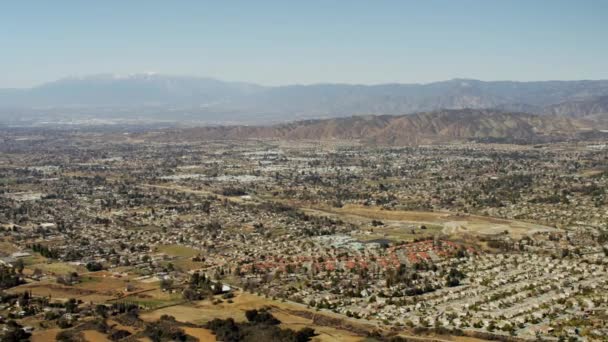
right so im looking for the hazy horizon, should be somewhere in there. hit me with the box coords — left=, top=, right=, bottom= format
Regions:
left=4, top=73, right=608, bottom=90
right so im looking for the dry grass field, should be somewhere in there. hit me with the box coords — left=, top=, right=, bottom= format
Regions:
left=107, top=319, right=139, bottom=334
left=305, top=204, right=558, bottom=239
left=154, top=244, right=206, bottom=272
left=140, top=291, right=370, bottom=341
left=182, top=327, right=217, bottom=341
left=113, top=289, right=184, bottom=309
left=271, top=309, right=364, bottom=342
left=82, top=329, right=111, bottom=342
left=26, top=261, right=84, bottom=275
left=8, top=271, right=156, bottom=302
left=0, top=239, right=19, bottom=255
left=30, top=328, right=60, bottom=342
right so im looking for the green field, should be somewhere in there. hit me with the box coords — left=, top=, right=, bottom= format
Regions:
left=156, top=244, right=200, bottom=258
left=30, top=261, right=81, bottom=275
left=111, top=292, right=184, bottom=309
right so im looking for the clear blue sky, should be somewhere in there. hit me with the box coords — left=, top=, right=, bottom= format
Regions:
left=1, top=0, right=607, bottom=87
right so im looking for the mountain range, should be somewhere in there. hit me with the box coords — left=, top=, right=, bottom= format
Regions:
left=2, top=74, right=608, bottom=124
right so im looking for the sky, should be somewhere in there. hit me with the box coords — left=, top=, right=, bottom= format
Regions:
left=1, top=0, right=607, bottom=88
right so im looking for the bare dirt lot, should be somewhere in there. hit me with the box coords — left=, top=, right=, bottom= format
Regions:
left=182, top=327, right=217, bottom=342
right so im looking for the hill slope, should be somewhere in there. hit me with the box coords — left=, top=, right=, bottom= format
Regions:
left=542, top=95, right=608, bottom=118
left=145, top=109, right=592, bottom=145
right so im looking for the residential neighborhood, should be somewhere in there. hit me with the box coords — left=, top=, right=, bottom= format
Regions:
left=0, top=128, right=606, bottom=341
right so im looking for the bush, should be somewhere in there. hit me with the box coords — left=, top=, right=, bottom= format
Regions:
left=85, top=262, right=104, bottom=272
left=57, top=318, right=72, bottom=329
left=56, top=330, right=79, bottom=342
left=245, top=309, right=280, bottom=325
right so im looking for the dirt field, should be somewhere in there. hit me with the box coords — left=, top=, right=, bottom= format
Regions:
left=182, top=327, right=217, bottom=341
left=395, top=333, right=493, bottom=342
left=272, top=309, right=364, bottom=342
left=30, top=328, right=60, bottom=342
left=304, top=204, right=558, bottom=239
left=82, top=329, right=111, bottom=342
left=8, top=272, right=155, bottom=302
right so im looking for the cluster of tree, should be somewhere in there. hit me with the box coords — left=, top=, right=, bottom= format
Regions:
left=57, top=272, right=80, bottom=285
left=385, top=263, right=412, bottom=288
left=64, top=249, right=84, bottom=262
left=160, top=278, right=174, bottom=291
left=486, top=238, right=517, bottom=251
left=0, top=265, right=24, bottom=290
left=258, top=201, right=343, bottom=236
left=479, top=174, right=534, bottom=205
left=144, top=315, right=190, bottom=342
left=85, top=261, right=104, bottom=272
left=0, top=320, right=31, bottom=342
left=445, top=267, right=465, bottom=287
left=576, top=183, right=605, bottom=197
left=196, top=221, right=222, bottom=233
left=64, top=298, right=79, bottom=313
left=111, top=302, right=139, bottom=315
left=56, top=321, right=112, bottom=342
left=244, top=308, right=280, bottom=325
left=206, top=308, right=316, bottom=342
left=597, top=231, right=608, bottom=244
left=403, top=284, right=437, bottom=296
left=29, top=243, right=60, bottom=259
left=529, top=193, right=570, bottom=204
left=221, top=187, right=247, bottom=196
left=200, top=200, right=212, bottom=214
left=182, top=272, right=224, bottom=301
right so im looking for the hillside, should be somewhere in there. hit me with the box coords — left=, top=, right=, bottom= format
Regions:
left=542, top=95, right=608, bottom=118
left=143, top=109, right=594, bottom=145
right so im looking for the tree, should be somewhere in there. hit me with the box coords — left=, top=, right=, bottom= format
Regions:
left=1, top=321, right=31, bottom=342
left=14, top=259, right=24, bottom=274
left=86, top=261, right=103, bottom=272
left=0, top=265, right=24, bottom=289
left=160, top=278, right=173, bottom=291
left=245, top=309, right=280, bottom=325
left=57, top=317, right=72, bottom=329
left=296, top=327, right=316, bottom=342
left=65, top=298, right=78, bottom=313
left=95, top=304, right=108, bottom=318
